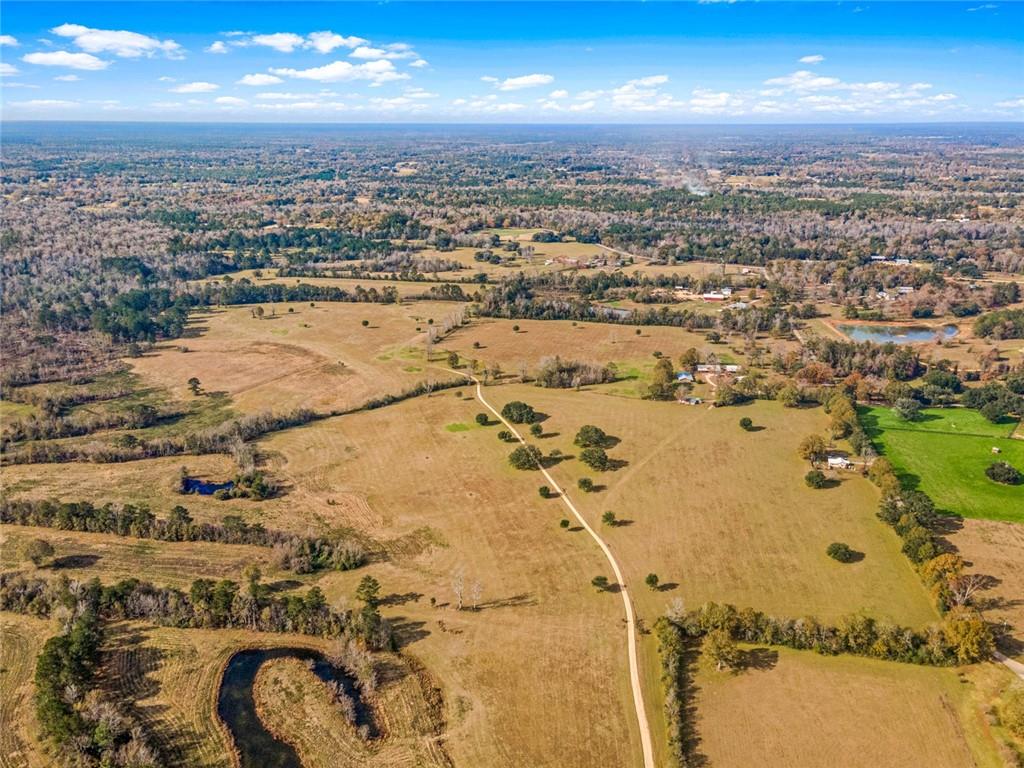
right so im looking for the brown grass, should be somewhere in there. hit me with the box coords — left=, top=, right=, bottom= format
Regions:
left=691, top=646, right=1004, bottom=768
left=252, top=655, right=451, bottom=767
left=0, top=526, right=279, bottom=589
left=0, top=614, right=52, bottom=768
left=949, top=518, right=1024, bottom=661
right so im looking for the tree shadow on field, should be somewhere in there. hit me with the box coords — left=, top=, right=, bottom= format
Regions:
left=98, top=626, right=199, bottom=767
left=379, top=591, right=423, bottom=607
left=475, top=592, right=537, bottom=611
left=606, top=458, right=630, bottom=471
left=391, top=617, right=431, bottom=648
left=265, top=579, right=303, bottom=593
left=738, top=647, right=779, bottom=673
left=51, top=554, right=101, bottom=569
left=657, top=582, right=679, bottom=592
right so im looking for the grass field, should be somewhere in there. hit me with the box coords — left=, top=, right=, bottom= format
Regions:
left=128, top=301, right=463, bottom=415
left=691, top=646, right=1005, bottom=768
left=860, top=405, right=1024, bottom=522
left=0, top=614, right=52, bottom=768
left=97, top=622, right=336, bottom=768
left=0, top=526, right=279, bottom=589
left=253, top=655, right=451, bottom=767
left=0, top=306, right=1012, bottom=767
left=486, top=386, right=937, bottom=626
left=948, top=518, right=1024, bottom=661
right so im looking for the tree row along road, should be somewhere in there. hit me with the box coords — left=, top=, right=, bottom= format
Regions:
left=446, top=369, right=657, bottom=768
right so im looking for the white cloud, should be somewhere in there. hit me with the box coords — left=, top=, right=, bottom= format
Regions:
left=630, top=75, right=669, bottom=88
left=255, top=100, right=347, bottom=111
left=549, top=89, right=569, bottom=99
left=158, top=76, right=176, bottom=82
left=237, top=73, right=283, bottom=86
left=270, top=59, right=408, bottom=85
left=54, top=74, right=80, bottom=81
left=404, top=87, right=438, bottom=99
left=0, top=63, right=19, bottom=76
left=306, top=31, right=366, bottom=53
left=763, top=70, right=841, bottom=92
left=151, top=101, right=184, bottom=109
left=22, top=51, right=109, bottom=70
left=409, top=59, right=429, bottom=68
left=170, top=81, right=220, bottom=93
left=51, top=23, right=181, bottom=58
left=967, top=4, right=997, bottom=10
left=250, top=33, right=305, bottom=52
left=688, top=88, right=744, bottom=114
left=611, top=76, right=683, bottom=112
left=350, top=45, right=417, bottom=61
left=255, top=91, right=313, bottom=100
left=480, top=76, right=498, bottom=83
left=497, top=73, right=554, bottom=91
left=206, top=41, right=229, bottom=54
left=215, top=96, right=247, bottom=106
left=0, top=35, right=19, bottom=47
left=576, top=89, right=604, bottom=100
left=11, top=99, right=79, bottom=107
left=799, top=54, right=824, bottom=64
left=569, top=100, right=596, bottom=112
left=995, top=97, right=1024, bottom=108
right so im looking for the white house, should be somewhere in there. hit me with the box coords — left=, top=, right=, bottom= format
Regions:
left=827, top=456, right=853, bottom=470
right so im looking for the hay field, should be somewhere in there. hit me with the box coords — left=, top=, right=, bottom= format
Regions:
left=691, top=646, right=1003, bottom=768
left=0, top=526, right=277, bottom=589
left=253, top=656, right=451, bottom=768
left=441, top=316, right=797, bottom=394
left=256, top=392, right=646, bottom=768
left=128, top=301, right=462, bottom=415
left=949, top=518, right=1024, bottom=661
left=96, top=622, right=333, bottom=768
left=0, top=614, right=52, bottom=768
left=484, top=385, right=938, bottom=627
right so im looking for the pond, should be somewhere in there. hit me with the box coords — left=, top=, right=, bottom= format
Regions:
left=836, top=324, right=958, bottom=344
left=217, top=648, right=374, bottom=768
left=182, top=477, right=234, bottom=495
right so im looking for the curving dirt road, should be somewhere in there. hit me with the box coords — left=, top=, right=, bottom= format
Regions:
left=450, top=370, right=657, bottom=768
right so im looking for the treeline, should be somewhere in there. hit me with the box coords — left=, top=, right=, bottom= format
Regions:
left=480, top=274, right=794, bottom=335
left=0, top=498, right=367, bottom=574
left=663, top=599, right=991, bottom=667
left=974, top=308, right=1024, bottom=339
left=2, top=403, right=166, bottom=444
left=0, top=571, right=393, bottom=649
left=655, top=618, right=694, bottom=768
left=804, top=337, right=921, bottom=380
left=1, top=407, right=320, bottom=465
left=199, top=227, right=389, bottom=262
left=31, top=578, right=162, bottom=767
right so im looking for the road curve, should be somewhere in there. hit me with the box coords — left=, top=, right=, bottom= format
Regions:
left=450, top=370, right=657, bottom=768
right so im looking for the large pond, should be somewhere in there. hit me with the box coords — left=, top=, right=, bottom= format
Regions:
left=217, top=648, right=374, bottom=768
left=836, top=324, right=958, bottom=344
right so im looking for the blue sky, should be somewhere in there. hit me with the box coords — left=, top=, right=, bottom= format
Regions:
left=1, top=1, right=1022, bottom=122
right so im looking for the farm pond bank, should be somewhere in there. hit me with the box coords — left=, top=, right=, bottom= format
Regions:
left=217, top=647, right=374, bottom=768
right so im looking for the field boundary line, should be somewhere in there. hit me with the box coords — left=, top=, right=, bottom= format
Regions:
left=441, top=367, right=657, bottom=768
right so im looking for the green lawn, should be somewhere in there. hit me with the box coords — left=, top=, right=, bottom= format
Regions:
left=860, top=405, right=1024, bottom=522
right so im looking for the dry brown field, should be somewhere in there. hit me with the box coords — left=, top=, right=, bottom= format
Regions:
left=0, top=613, right=52, bottom=768
left=0, top=526, right=278, bottom=589
left=691, top=645, right=1007, bottom=768
left=128, top=301, right=462, bottom=415
left=948, top=518, right=1024, bottom=662
left=3, top=304, right=1020, bottom=768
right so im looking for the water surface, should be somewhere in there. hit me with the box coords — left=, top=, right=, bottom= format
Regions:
left=836, top=324, right=957, bottom=344
left=217, top=647, right=372, bottom=768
